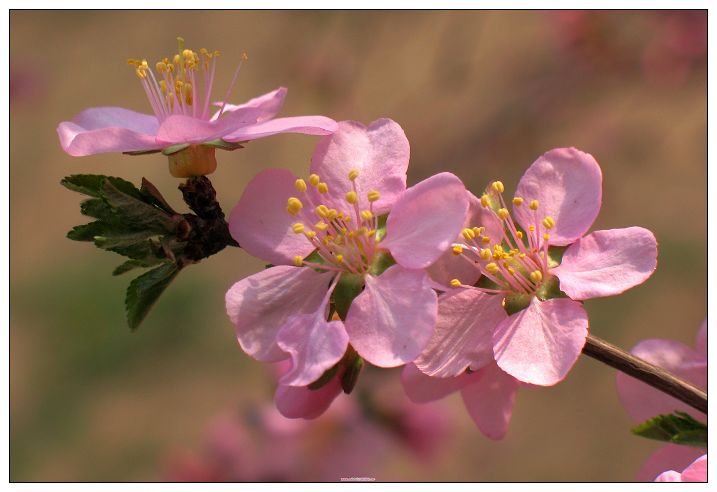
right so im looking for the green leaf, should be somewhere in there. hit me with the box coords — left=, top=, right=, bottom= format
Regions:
left=61, top=175, right=143, bottom=199
left=631, top=412, right=707, bottom=448
left=112, top=259, right=154, bottom=276
left=100, top=181, right=177, bottom=234
left=67, top=221, right=108, bottom=242
left=125, top=263, right=179, bottom=330
left=93, top=230, right=160, bottom=250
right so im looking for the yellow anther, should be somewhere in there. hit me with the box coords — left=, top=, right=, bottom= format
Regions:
left=462, top=228, right=476, bottom=240
left=543, top=233, right=551, bottom=241
left=516, top=231, right=524, bottom=239
left=530, top=270, right=543, bottom=283
left=292, top=223, right=305, bottom=234
left=323, top=236, right=332, bottom=245
left=335, top=254, right=344, bottom=264
left=452, top=245, right=464, bottom=255
left=317, top=182, right=329, bottom=194
left=294, top=178, right=307, bottom=192
left=315, top=205, right=329, bottom=218
left=361, top=210, right=374, bottom=221
left=480, top=194, right=490, bottom=208
left=479, top=248, right=492, bottom=261
left=481, top=236, right=491, bottom=244
left=472, top=226, right=484, bottom=236
left=529, top=199, right=539, bottom=210
left=348, top=169, right=359, bottom=181
left=241, top=52, right=249, bottom=61
left=357, top=226, right=369, bottom=236
left=314, top=221, right=328, bottom=232
left=507, top=267, right=515, bottom=275
left=293, top=256, right=303, bottom=267
left=305, top=231, right=317, bottom=239
left=486, top=262, right=500, bottom=274
left=308, top=174, right=321, bottom=186
left=367, top=190, right=381, bottom=202
left=542, top=216, right=556, bottom=229
left=345, top=191, right=358, bottom=204
left=450, top=279, right=462, bottom=288
left=529, top=225, right=536, bottom=232
left=493, top=245, right=505, bottom=258
left=513, top=197, right=524, bottom=206
left=326, top=209, right=339, bottom=221
left=491, top=181, right=505, bottom=193
left=287, top=197, right=303, bottom=215
left=343, top=215, right=352, bottom=222
left=367, top=229, right=376, bottom=237
left=497, top=208, right=510, bottom=220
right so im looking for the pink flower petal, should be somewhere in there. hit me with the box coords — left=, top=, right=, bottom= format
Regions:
left=308, top=119, right=409, bottom=215
left=427, top=191, right=503, bottom=286
left=228, top=168, right=316, bottom=266
left=274, top=372, right=343, bottom=420
left=696, top=319, right=707, bottom=357
left=401, top=363, right=474, bottom=403
left=638, top=444, right=706, bottom=482
left=513, top=147, right=602, bottom=246
left=212, top=87, right=287, bottom=122
left=460, top=363, right=520, bottom=440
left=553, top=227, right=658, bottom=300
left=345, top=265, right=437, bottom=367
left=382, top=172, right=469, bottom=270
left=277, top=294, right=349, bottom=387
left=616, top=338, right=706, bottom=422
left=57, top=107, right=160, bottom=156
left=679, top=454, right=707, bottom=482
left=222, top=116, right=337, bottom=142
left=654, top=471, right=682, bottom=482
left=156, top=108, right=267, bottom=146
left=415, top=289, right=506, bottom=377
left=225, top=266, right=335, bottom=362
left=493, top=297, right=588, bottom=386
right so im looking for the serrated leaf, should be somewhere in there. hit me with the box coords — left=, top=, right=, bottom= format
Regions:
left=113, top=259, right=154, bottom=276
left=61, top=174, right=143, bottom=199
left=140, top=178, right=177, bottom=214
left=93, top=230, right=160, bottom=249
left=631, top=412, right=707, bottom=448
left=100, top=181, right=177, bottom=234
left=67, top=221, right=108, bottom=242
left=125, top=262, right=179, bottom=330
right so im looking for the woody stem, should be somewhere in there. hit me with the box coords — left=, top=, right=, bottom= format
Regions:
left=582, top=334, right=707, bottom=414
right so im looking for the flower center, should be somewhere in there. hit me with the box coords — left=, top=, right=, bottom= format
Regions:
left=450, top=180, right=557, bottom=297
left=127, top=37, right=246, bottom=122
left=286, top=170, right=382, bottom=275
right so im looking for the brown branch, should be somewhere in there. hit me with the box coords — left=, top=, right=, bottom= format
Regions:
left=583, top=334, right=707, bottom=415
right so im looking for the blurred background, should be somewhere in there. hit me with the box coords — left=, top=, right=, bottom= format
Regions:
left=10, top=10, right=706, bottom=481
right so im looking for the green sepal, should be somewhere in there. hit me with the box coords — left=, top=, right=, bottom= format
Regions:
left=123, top=149, right=162, bottom=156
left=631, top=412, right=707, bottom=448
left=307, top=363, right=340, bottom=390
left=203, top=139, right=245, bottom=151
left=333, top=273, right=365, bottom=320
left=125, top=262, right=179, bottom=330
left=368, top=251, right=395, bottom=277
left=161, top=143, right=190, bottom=156
left=375, top=214, right=389, bottom=242
left=341, top=351, right=364, bottom=394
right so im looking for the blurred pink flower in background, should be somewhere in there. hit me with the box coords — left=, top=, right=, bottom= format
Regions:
left=654, top=454, right=707, bottom=482
left=616, top=320, right=706, bottom=482
left=226, top=119, right=469, bottom=400
left=417, top=148, right=658, bottom=388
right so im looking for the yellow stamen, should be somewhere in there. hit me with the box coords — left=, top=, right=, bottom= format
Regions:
left=486, top=262, right=500, bottom=274
left=293, top=256, right=303, bottom=267
left=480, top=194, right=490, bottom=207
left=367, top=190, right=380, bottom=202
left=292, top=223, right=305, bottom=234
left=335, top=254, right=344, bottom=264
left=305, top=231, right=317, bottom=239
left=348, top=169, right=359, bottom=181
left=529, top=199, right=539, bottom=210
left=516, top=230, right=524, bottom=239
left=309, top=174, right=320, bottom=186
left=450, top=279, right=462, bottom=288
left=345, top=191, right=358, bottom=204
left=317, top=182, right=329, bottom=194
left=543, top=233, right=551, bottom=241
left=287, top=197, right=303, bottom=215
left=497, top=208, right=510, bottom=220
left=472, top=226, right=484, bottom=236
left=530, top=270, right=543, bottom=283
left=367, top=229, right=376, bottom=237
left=295, top=179, right=307, bottom=192
left=513, top=197, right=524, bottom=206
left=480, top=248, right=492, bottom=261
left=542, top=216, right=555, bottom=229
left=529, top=225, right=536, bottom=232
left=452, top=245, right=464, bottom=255
left=315, top=205, right=329, bottom=218
left=481, top=236, right=491, bottom=244
left=361, top=210, right=374, bottom=221
left=462, top=228, right=476, bottom=240
left=507, top=267, right=515, bottom=275
left=314, top=221, right=328, bottom=232
left=492, top=181, right=505, bottom=193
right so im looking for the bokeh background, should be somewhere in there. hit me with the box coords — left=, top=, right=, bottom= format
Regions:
left=10, top=10, right=706, bottom=481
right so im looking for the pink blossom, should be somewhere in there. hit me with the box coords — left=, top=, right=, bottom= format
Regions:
left=225, top=119, right=469, bottom=405
left=401, top=362, right=519, bottom=440
left=418, top=148, right=658, bottom=387
left=616, top=320, right=706, bottom=481
left=57, top=38, right=336, bottom=158
left=654, top=454, right=707, bottom=482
